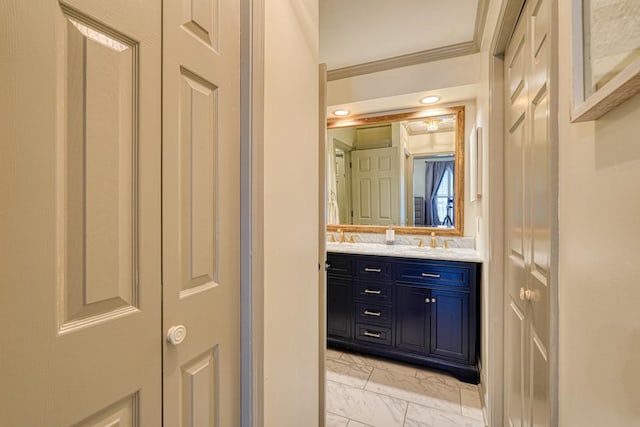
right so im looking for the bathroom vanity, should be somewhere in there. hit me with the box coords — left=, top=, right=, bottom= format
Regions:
left=326, top=243, right=482, bottom=383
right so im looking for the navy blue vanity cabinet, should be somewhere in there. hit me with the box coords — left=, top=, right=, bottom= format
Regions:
left=326, top=253, right=354, bottom=342
left=326, top=251, right=481, bottom=384
left=394, top=259, right=479, bottom=382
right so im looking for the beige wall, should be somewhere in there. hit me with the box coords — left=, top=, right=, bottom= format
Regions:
left=263, top=1, right=320, bottom=425
left=558, top=1, right=640, bottom=425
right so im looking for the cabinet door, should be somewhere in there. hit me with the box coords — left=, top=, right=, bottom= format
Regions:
left=328, top=277, right=353, bottom=339
left=395, top=285, right=430, bottom=353
left=430, top=290, right=469, bottom=361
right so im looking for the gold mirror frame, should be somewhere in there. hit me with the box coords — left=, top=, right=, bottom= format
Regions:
left=327, top=105, right=465, bottom=236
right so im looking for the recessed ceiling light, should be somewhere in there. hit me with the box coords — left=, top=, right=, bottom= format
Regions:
left=420, top=96, right=440, bottom=105
left=333, top=109, right=350, bottom=117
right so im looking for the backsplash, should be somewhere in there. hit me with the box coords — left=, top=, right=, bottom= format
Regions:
left=326, top=231, right=475, bottom=249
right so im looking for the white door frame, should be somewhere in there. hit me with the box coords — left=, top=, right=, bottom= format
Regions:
left=487, top=0, right=559, bottom=425
left=240, top=0, right=265, bottom=426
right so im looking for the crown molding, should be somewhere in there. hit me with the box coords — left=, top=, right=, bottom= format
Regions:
left=327, top=41, right=478, bottom=81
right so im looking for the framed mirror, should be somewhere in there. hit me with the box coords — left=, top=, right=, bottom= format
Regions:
left=326, top=106, right=465, bottom=236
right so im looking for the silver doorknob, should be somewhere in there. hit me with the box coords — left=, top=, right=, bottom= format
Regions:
left=167, top=325, right=187, bottom=345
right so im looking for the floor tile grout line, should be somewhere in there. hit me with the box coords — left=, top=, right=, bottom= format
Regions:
left=400, top=397, right=410, bottom=427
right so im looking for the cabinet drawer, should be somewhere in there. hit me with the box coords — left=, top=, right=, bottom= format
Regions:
left=327, top=253, right=352, bottom=276
left=354, top=259, right=392, bottom=281
left=355, top=302, right=392, bottom=326
left=355, top=280, right=392, bottom=303
left=355, top=323, right=392, bottom=346
left=396, top=262, right=469, bottom=288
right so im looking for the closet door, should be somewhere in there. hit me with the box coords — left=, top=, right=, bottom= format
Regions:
left=162, top=0, right=242, bottom=425
left=504, top=0, right=552, bottom=425
left=0, top=0, right=162, bottom=424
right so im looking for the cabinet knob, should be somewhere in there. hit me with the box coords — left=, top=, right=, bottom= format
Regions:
left=167, top=325, right=187, bottom=345
left=425, top=298, right=430, bottom=304
left=431, top=298, right=436, bottom=303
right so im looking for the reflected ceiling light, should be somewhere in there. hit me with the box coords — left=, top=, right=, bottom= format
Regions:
left=420, top=95, right=440, bottom=105
left=425, top=118, right=439, bottom=131
left=333, top=109, right=350, bottom=117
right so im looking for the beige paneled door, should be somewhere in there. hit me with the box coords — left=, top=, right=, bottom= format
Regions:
left=162, top=0, right=241, bottom=425
left=1, top=0, right=242, bottom=425
left=1, top=0, right=162, bottom=425
left=504, top=0, right=552, bottom=425
left=351, top=147, right=400, bottom=225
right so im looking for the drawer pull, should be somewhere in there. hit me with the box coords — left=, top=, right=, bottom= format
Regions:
left=364, top=310, right=381, bottom=317
left=363, top=330, right=382, bottom=338
left=421, top=272, right=441, bottom=278
left=363, top=289, right=382, bottom=295
left=365, top=267, right=382, bottom=273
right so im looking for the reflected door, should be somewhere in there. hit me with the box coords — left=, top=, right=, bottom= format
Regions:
left=0, top=0, right=162, bottom=424
left=162, top=0, right=242, bottom=425
left=336, top=151, right=351, bottom=224
left=504, top=0, right=552, bottom=425
left=351, top=147, right=400, bottom=225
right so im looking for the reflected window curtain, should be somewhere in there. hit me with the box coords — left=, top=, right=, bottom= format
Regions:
left=326, top=138, right=340, bottom=225
left=424, top=160, right=453, bottom=226
left=423, top=162, right=436, bottom=226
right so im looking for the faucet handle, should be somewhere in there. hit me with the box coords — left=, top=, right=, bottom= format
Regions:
left=328, top=234, right=336, bottom=243
left=414, top=238, right=424, bottom=248
left=348, top=235, right=357, bottom=244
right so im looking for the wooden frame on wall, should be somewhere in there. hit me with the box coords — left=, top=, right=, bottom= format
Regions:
left=571, top=0, right=640, bottom=122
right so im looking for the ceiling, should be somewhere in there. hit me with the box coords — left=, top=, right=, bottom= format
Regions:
left=320, top=0, right=481, bottom=71
left=321, top=0, right=487, bottom=116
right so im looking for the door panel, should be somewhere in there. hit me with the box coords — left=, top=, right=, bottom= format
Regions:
left=506, top=302, right=525, bottom=427
left=162, top=0, right=241, bottom=425
left=504, top=0, right=552, bottom=425
left=429, top=290, right=469, bottom=361
left=327, top=278, right=353, bottom=339
left=530, top=332, right=550, bottom=427
left=351, top=147, right=400, bottom=225
left=0, top=0, right=161, bottom=424
left=395, top=285, right=430, bottom=353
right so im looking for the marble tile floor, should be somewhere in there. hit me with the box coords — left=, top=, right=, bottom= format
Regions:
left=325, top=348, right=486, bottom=427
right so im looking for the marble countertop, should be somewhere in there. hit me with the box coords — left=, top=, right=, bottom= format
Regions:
left=326, top=242, right=483, bottom=263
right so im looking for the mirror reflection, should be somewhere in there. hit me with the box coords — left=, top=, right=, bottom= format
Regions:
left=327, top=110, right=461, bottom=230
